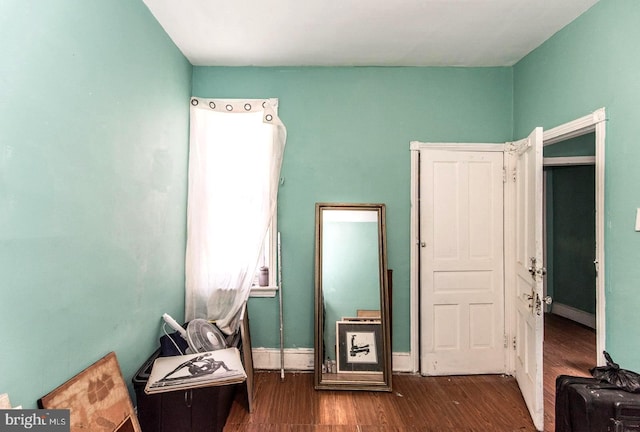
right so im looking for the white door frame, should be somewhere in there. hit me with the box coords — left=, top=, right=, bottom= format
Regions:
left=542, top=107, right=607, bottom=367
left=409, top=107, right=607, bottom=373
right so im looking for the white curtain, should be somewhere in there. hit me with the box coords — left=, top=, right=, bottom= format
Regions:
left=185, top=98, right=286, bottom=334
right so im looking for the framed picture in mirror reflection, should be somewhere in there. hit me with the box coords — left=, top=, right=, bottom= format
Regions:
left=336, top=320, right=383, bottom=373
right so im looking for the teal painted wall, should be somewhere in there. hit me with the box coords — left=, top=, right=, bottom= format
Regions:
left=192, top=67, right=514, bottom=353
left=549, top=165, right=596, bottom=314
left=0, top=1, right=192, bottom=407
left=544, top=133, right=595, bottom=157
left=544, top=134, right=596, bottom=315
left=514, top=0, right=640, bottom=369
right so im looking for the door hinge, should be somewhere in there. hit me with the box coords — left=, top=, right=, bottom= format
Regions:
left=503, top=334, right=508, bottom=348
left=512, top=336, right=517, bottom=350
left=511, top=167, right=517, bottom=182
left=502, top=167, right=507, bottom=183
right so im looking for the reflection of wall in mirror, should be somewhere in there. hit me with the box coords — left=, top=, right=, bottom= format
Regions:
left=322, top=215, right=381, bottom=361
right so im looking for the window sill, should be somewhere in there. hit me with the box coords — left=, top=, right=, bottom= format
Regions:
left=249, top=285, right=278, bottom=298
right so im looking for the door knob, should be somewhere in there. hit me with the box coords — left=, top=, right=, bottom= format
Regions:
left=534, top=294, right=553, bottom=316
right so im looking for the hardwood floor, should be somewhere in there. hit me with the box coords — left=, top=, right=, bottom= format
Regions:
left=225, top=372, right=535, bottom=431
left=224, top=313, right=595, bottom=432
left=543, top=313, right=597, bottom=431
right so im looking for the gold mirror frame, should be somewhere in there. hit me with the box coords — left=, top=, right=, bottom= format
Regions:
left=314, top=203, right=392, bottom=391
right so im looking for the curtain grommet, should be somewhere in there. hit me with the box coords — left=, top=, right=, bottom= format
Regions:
left=209, top=102, right=216, bottom=109
left=265, top=114, right=273, bottom=122
left=191, top=99, right=199, bottom=106
left=226, top=104, right=233, bottom=111
left=244, top=103, right=252, bottom=111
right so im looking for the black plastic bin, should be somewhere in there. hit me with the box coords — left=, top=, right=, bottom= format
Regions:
left=132, top=348, right=237, bottom=432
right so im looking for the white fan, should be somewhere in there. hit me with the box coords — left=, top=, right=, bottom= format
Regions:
left=162, top=313, right=227, bottom=353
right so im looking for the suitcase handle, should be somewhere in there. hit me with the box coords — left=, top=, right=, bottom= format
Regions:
left=610, top=402, right=640, bottom=432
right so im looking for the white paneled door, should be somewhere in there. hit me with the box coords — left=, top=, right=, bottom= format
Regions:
left=508, top=127, right=545, bottom=431
left=414, top=129, right=545, bottom=430
left=420, top=148, right=505, bottom=376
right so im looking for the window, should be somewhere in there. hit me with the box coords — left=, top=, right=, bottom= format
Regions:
left=185, top=97, right=286, bottom=328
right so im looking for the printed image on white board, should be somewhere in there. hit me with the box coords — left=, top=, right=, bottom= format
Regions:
left=336, top=321, right=383, bottom=373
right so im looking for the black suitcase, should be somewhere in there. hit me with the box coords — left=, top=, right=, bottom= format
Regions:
left=555, top=375, right=640, bottom=432
left=555, top=375, right=604, bottom=432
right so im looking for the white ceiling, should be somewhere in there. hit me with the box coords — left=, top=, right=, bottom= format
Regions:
left=142, top=0, right=599, bottom=67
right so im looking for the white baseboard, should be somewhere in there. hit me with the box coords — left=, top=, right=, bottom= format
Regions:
left=252, top=347, right=315, bottom=371
left=251, top=348, right=413, bottom=373
left=552, top=302, right=596, bottom=329
left=391, top=352, right=413, bottom=372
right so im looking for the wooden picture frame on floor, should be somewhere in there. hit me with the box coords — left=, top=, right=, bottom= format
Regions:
left=39, top=352, right=141, bottom=432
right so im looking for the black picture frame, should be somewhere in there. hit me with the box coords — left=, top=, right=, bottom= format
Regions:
left=336, top=320, right=383, bottom=373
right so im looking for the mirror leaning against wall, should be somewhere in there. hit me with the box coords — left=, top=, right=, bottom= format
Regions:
left=314, top=203, right=392, bottom=391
